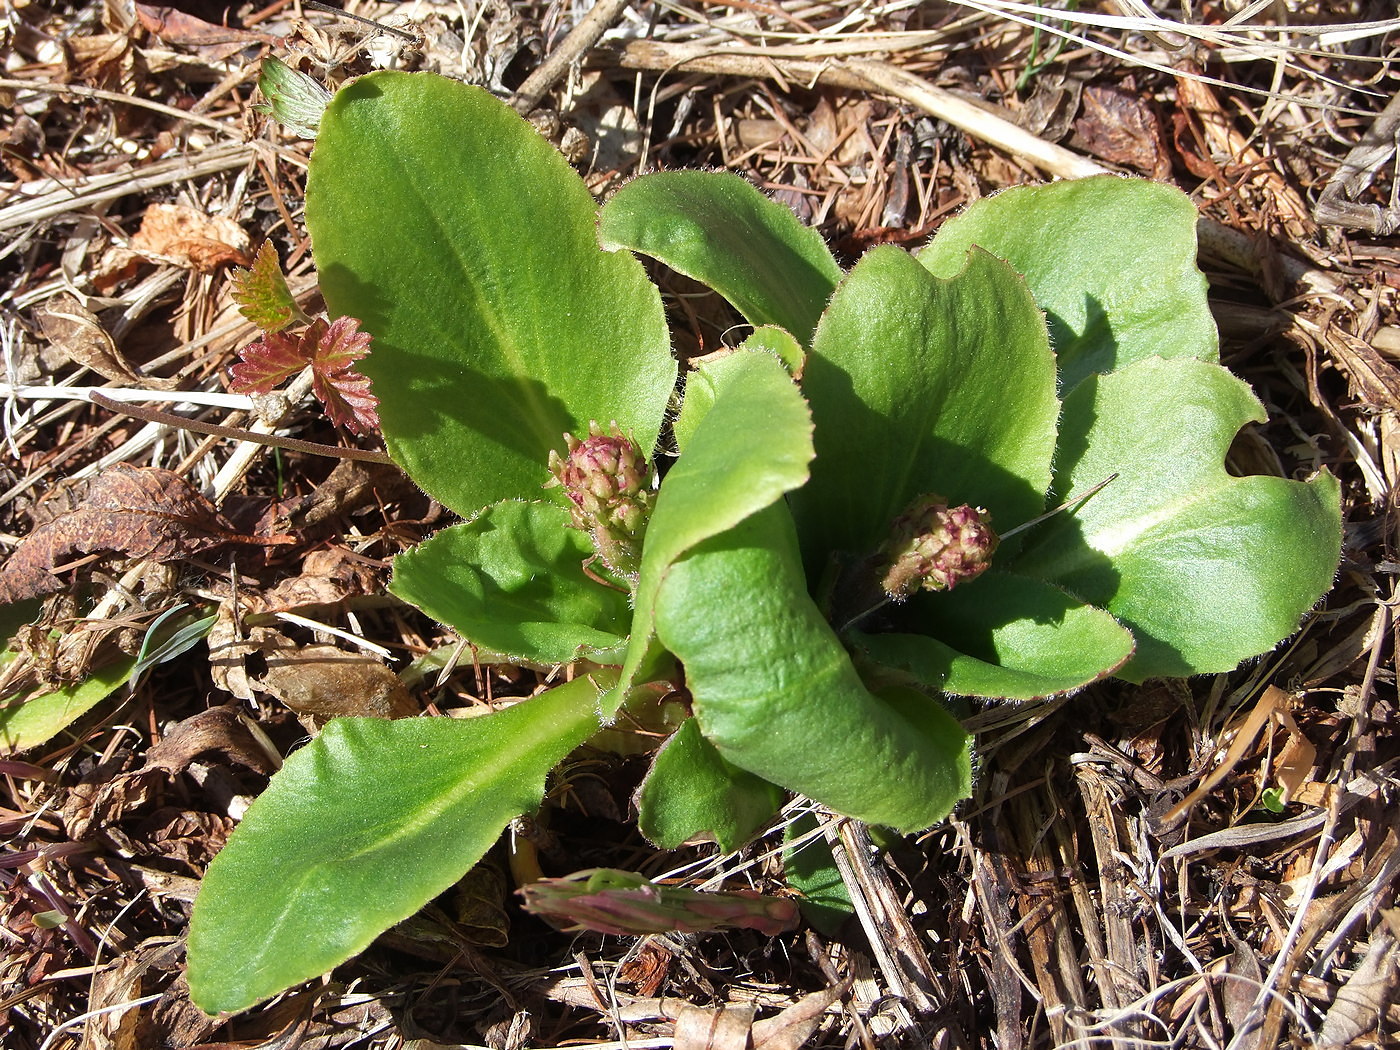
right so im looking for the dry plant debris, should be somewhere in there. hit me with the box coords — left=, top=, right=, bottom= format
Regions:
left=1, top=1, right=1398, bottom=1048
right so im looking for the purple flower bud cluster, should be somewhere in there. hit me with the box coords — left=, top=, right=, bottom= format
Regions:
left=878, top=495, right=998, bottom=599
left=546, top=421, right=653, bottom=581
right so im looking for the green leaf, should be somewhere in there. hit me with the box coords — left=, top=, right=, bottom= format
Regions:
left=783, top=813, right=852, bottom=935
left=0, top=656, right=134, bottom=753
left=671, top=329, right=805, bottom=453
left=255, top=56, right=330, bottom=139
left=610, top=348, right=814, bottom=714
left=791, top=245, right=1057, bottom=572
left=307, top=72, right=675, bottom=516
left=229, top=241, right=304, bottom=333
left=654, top=502, right=971, bottom=833
left=391, top=501, right=629, bottom=665
left=917, top=176, right=1216, bottom=394
left=1009, top=357, right=1341, bottom=680
left=636, top=718, right=784, bottom=851
left=599, top=170, right=843, bottom=347
left=187, top=672, right=609, bottom=1015
left=853, top=573, right=1134, bottom=700
left=130, top=607, right=217, bottom=685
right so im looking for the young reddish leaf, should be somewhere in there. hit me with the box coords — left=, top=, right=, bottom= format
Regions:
left=229, top=329, right=310, bottom=393
left=229, top=316, right=380, bottom=434
left=313, top=364, right=380, bottom=435
left=315, top=315, right=372, bottom=373
left=229, top=241, right=304, bottom=333
left=311, top=316, right=379, bottom=434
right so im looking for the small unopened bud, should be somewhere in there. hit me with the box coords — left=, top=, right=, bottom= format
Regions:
left=546, top=421, right=653, bottom=581
left=878, top=495, right=998, bottom=599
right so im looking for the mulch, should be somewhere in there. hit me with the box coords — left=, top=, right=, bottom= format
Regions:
left=2, top=1, right=1398, bottom=1047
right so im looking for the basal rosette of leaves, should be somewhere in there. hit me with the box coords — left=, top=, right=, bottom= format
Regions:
left=187, top=70, right=1342, bottom=1015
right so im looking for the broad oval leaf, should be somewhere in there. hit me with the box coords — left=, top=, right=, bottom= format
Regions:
left=610, top=348, right=814, bottom=714
left=1009, top=357, right=1341, bottom=680
left=599, top=170, right=843, bottom=347
left=654, top=501, right=970, bottom=833
left=187, top=672, right=609, bottom=1014
left=307, top=72, right=675, bottom=516
left=853, top=572, right=1134, bottom=700
left=636, top=717, right=784, bottom=851
left=791, top=245, right=1057, bottom=573
left=917, top=176, right=1217, bottom=394
left=390, top=501, right=630, bottom=665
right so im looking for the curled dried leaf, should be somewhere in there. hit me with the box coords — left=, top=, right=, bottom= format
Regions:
left=130, top=202, right=251, bottom=271
left=37, top=293, right=178, bottom=389
left=0, top=464, right=290, bottom=603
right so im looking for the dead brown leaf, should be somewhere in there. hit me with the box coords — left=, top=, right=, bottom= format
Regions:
left=130, top=203, right=251, bottom=272
left=206, top=614, right=270, bottom=702
left=751, top=982, right=849, bottom=1050
left=0, top=463, right=288, bottom=603
left=257, top=638, right=417, bottom=722
left=617, top=939, right=674, bottom=997
left=266, top=457, right=417, bottom=532
left=1319, top=932, right=1397, bottom=1045
left=675, top=1002, right=755, bottom=1050
left=62, top=32, right=133, bottom=89
left=253, top=547, right=379, bottom=612
left=452, top=863, right=511, bottom=947
left=80, top=939, right=193, bottom=1050
left=1073, top=84, right=1170, bottom=180
left=61, top=762, right=163, bottom=843
left=135, top=3, right=277, bottom=47
left=144, top=705, right=278, bottom=776
left=37, top=292, right=178, bottom=388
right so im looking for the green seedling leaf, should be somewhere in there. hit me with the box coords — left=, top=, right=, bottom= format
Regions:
left=854, top=573, right=1134, bottom=700
left=0, top=656, right=135, bottom=753
left=255, top=55, right=331, bottom=139
left=792, top=245, right=1057, bottom=573
left=229, top=241, right=305, bottom=333
left=610, top=348, right=814, bottom=714
left=307, top=72, right=675, bottom=516
left=636, top=718, right=784, bottom=851
left=188, top=671, right=610, bottom=1014
left=783, top=813, right=853, bottom=935
left=520, top=868, right=799, bottom=936
left=654, top=502, right=971, bottom=833
left=130, top=605, right=217, bottom=686
left=390, top=500, right=630, bottom=665
left=600, top=170, right=843, bottom=347
left=1009, top=357, right=1341, bottom=680
left=917, top=176, right=1217, bottom=394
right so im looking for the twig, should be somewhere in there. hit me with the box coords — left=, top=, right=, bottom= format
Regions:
left=88, top=392, right=394, bottom=464
left=303, top=0, right=418, bottom=42
left=0, top=78, right=237, bottom=136
left=0, top=140, right=262, bottom=234
left=826, top=819, right=949, bottom=1030
left=1314, top=90, right=1400, bottom=234
left=512, top=0, right=636, bottom=114
left=613, top=40, right=1106, bottom=179
left=2, top=384, right=254, bottom=410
